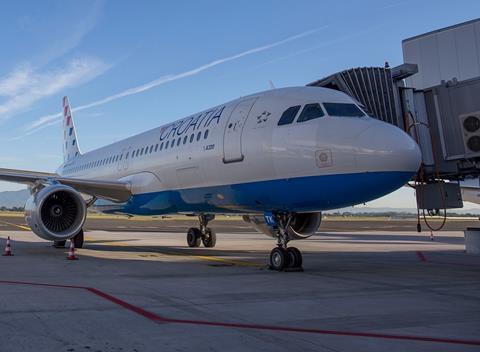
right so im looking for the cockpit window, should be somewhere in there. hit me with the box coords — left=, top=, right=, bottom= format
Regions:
left=323, top=103, right=365, bottom=117
left=297, top=103, right=324, bottom=123
left=278, top=105, right=301, bottom=126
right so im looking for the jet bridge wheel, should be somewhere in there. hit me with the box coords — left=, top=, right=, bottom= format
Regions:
left=187, top=227, right=202, bottom=247
left=201, top=228, right=216, bottom=248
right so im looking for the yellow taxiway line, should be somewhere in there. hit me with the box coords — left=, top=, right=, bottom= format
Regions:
left=0, top=219, right=31, bottom=231
left=0, top=220, right=263, bottom=268
left=114, top=243, right=263, bottom=268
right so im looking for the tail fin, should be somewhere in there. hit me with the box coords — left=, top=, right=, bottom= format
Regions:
left=62, top=96, right=82, bottom=162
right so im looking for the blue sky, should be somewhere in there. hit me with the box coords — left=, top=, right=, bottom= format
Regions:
left=0, top=0, right=479, bottom=208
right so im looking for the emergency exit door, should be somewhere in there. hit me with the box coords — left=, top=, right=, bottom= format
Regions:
left=222, top=98, right=257, bottom=163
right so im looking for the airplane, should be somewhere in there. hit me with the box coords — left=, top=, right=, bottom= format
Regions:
left=0, top=86, right=422, bottom=271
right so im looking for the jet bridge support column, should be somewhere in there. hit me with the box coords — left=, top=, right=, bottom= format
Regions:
left=465, top=228, right=480, bottom=255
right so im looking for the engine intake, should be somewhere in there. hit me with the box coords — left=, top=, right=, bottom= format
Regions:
left=25, top=185, right=86, bottom=241
left=243, top=212, right=322, bottom=239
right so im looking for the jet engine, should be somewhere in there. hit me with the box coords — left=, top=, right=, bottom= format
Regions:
left=243, top=212, right=322, bottom=239
left=25, top=184, right=87, bottom=241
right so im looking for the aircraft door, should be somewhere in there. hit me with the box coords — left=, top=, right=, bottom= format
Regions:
left=222, top=98, right=257, bottom=163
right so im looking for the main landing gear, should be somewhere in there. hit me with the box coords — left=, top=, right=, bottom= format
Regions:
left=186, top=214, right=216, bottom=248
left=269, top=213, right=303, bottom=272
left=52, top=229, right=84, bottom=249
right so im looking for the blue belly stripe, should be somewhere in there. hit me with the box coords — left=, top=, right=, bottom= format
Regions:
left=95, top=171, right=414, bottom=215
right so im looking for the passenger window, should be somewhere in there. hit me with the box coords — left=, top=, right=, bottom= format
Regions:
left=160, top=142, right=164, bottom=150
left=165, top=140, right=169, bottom=149
left=177, top=138, right=181, bottom=147
left=197, top=132, right=202, bottom=141
left=278, top=105, right=301, bottom=126
left=190, top=134, right=194, bottom=143
left=204, top=130, right=209, bottom=139
left=126, top=152, right=129, bottom=159
left=155, top=144, right=158, bottom=152
left=149, top=145, right=154, bottom=153
left=183, top=136, right=188, bottom=144
left=297, top=103, right=324, bottom=123
left=323, top=103, right=365, bottom=117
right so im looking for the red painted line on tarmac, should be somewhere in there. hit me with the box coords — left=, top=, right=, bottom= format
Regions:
left=416, top=251, right=427, bottom=262
left=159, top=318, right=480, bottom=346
left=86, top=287, right=165, bottom=321
left=0, top=280, right=85, bottom=290
left=415, top=252, right=480, bottom=268
left=1, top=280, right=480, bottom=346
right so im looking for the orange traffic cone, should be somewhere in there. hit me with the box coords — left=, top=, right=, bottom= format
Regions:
left=67, top=241, right=78, bottom=260
left=3, top=236, right=13, bottom=256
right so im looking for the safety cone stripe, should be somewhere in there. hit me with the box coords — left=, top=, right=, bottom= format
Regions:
left=3, top=236, right=13, bottom=256
left=67, top=241, right=78, bottom=260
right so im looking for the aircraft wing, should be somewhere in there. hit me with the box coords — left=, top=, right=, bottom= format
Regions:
left=0, top=168, right=132, bottom=202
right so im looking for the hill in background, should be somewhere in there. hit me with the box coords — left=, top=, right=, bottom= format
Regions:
left=0, top=189, right=29, bottom=209
left=0, top=189, right=479, bottom=216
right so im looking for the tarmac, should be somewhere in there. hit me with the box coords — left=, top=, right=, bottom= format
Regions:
left=0, top=216, right=479, bottom=352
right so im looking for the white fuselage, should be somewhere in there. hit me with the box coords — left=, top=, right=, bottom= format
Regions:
left=58, top=87, right=421, bottom=215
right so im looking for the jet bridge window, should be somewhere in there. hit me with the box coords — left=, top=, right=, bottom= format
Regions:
left=323, top=103, right=365, bottom=117
left=297, top=103, right=324, bottom=123
left=278, top=105, right=301, bottom=126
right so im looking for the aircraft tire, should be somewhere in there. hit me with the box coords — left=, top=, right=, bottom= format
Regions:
left=202, top=228, right=216, bottom=248
left=187, top=227, right=201, bottom=247
left=53, top=240, right=66, bottom=248
left=72, top=229, right=84, bottom=248
left=269, top=247, right=289, bottom=271
left=287, top=247, right=302, bottom=268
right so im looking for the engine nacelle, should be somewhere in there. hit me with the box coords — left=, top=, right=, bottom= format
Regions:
left=243, top=212, right=322, bottom=239
left=25, top=185, right=87, bottom=241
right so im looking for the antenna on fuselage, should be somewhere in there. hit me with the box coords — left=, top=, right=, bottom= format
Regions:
left=268, top=80, right=276, bottom=89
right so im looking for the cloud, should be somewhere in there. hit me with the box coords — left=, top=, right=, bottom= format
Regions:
left=32, top=1, right=103, bottom=68
left=0, top=65, right=35, bottom=96
left=0, top=57, right=110, bottom=120
left=26, top=27, right=326, bottom=133
left=248, top=23, right=385, bottom=71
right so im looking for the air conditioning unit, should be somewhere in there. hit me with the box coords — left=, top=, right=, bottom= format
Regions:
left=459, top=112, right=480, bottom=157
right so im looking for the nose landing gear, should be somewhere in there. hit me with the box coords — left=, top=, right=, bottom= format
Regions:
left=268, top=213, right=303, bottom=272
left=186, top=214, right=216, bottom=248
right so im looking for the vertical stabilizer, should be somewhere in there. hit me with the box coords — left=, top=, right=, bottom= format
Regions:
left=62, top=96, right=82, bottom=162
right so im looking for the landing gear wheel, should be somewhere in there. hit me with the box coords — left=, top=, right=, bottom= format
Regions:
left=53, top=240, right=66, bottom=248
left=187, top=227, right=201, bottom=248
left=287, top=247, right=303, bottom=268
left=72, top=229, right=84, bottom=248
left=269, top=247, right=290, bottom=271
left=202, top=228, right=216, bottom=248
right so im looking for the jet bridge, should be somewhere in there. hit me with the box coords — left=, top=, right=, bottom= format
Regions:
left=307, top=18, right=480, bottom=223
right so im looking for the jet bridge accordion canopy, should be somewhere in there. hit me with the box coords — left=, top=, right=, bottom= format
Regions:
left=307, top=67, right=401, bottom=128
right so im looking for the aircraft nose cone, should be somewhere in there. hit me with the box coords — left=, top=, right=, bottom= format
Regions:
left=356, top=122, right=422, bottom=173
